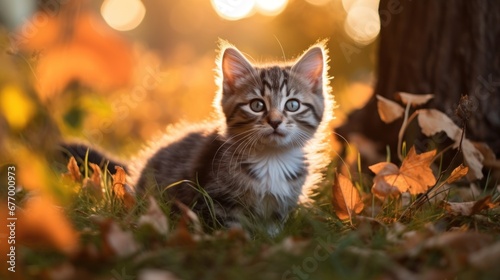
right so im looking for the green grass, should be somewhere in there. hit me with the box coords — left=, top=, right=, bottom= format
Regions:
left=12, top=161, right=500, bottom=280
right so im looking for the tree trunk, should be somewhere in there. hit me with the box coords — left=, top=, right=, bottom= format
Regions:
left=337, top=0, right=500, bottom=162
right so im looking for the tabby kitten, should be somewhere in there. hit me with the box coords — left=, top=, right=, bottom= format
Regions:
left=129, top=42, right=333, bottom=235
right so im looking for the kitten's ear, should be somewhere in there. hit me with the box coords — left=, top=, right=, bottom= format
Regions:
left=221, top=47, right=254, bottom=90
left=292, top=47, right=324, bottom=89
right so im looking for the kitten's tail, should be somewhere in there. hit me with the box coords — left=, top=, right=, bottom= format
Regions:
left=58, top=142, right=126, bottom=174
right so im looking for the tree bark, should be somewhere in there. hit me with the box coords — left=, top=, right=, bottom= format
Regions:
left=337, top=0, right=500, bottom=161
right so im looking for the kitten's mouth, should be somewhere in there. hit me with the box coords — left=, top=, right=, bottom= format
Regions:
left=268, top=130, right=285, bottom=137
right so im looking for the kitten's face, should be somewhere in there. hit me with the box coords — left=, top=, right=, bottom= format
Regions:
left=220, top=46, right=326, bottom=149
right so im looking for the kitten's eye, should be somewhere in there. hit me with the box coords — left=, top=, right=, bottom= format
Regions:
left=285, top=99, right=300, bottom=112
left=249, top=99, right=265, bottom=112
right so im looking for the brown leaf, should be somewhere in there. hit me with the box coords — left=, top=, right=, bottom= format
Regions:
left=82, top=163, right=102, bottom=199
left=445, top=164, right=469, bottom=184
left=369, top=147, right=437, bottom=198
left=462, top=139, right=485, bottom=180
left=167, top=201, right=204, bottom=247
left=417, top=109, right=461, bottom=142
left=417, top=109, right=484, bottom=180
left=112, top=166, right=136, bottom=210
left=101, top=220, right=139, bottom=257
left=138, top=269, right=181, bottom=280
left=469, top=241, right=500, bottom=270
left=138, top=196, right=169, bottom=235
left=376, top=95, right=404, bottom=123
left=398, top=92, right=434, bottom=106
left=64, top=156, right=81, bottom=182
left=423, top=231, right=492, bottom=255
left=174, top=200, right=203, bottom=235
left=332, top=173, right=364, bottom=220
left=443, top=195, right=498, bottom=216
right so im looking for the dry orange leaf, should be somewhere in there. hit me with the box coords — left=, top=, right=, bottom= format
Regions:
left=398, top=92, right=434, bottom=106
left=64, top=156, right=81, bottom=182
left=443, top=195, right=499, bottom=216
left=445, top=164, right=469, bottom=184
left=376, top=95, right=404, bottom=123
left=17, top=197, right=79, bottom=255
left=332, top=173, right=364, bottom=220
left=369, top=147, right=437, bottom=198
left=112, top=166, right=136, bottom=210
left=417, top=109, right=484, bottom=180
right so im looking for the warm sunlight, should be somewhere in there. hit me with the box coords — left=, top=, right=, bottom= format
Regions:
left=343, top=0, right=380, bottom=45
left=305, top=0, right=331, bottom=6
left=255, top=0, right=288, bottom=16
left=3, top=0, right=498, bottom=279
left=211, top=0, right=256, bottom=20
left=101, top=0, right=146, bottom=31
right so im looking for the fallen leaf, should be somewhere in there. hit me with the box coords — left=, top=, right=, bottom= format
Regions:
left=167, top=201, right=205, bottom=247
left=376, top=95, right=404, bottom=123
left=17, top=197, right=79, bottom=255
left=82, top=163, right=102, bottom=199
left=102, top=220, right=139, bottom=257
left=443, top=195, right=498, bottom=216
left=369, top=163, right=401, bottom=199
left=332, top=173, right=364, bottom=220
left=112, top=166, right=136, bottom=210
left=174, top=200, right=203, bottom=235
left=138, top=196, right=169, bottom=235
left=417, top=109, right=462, bottom=142
left=417, top=109, right=484, bottom=180
left=422, top=231, right=492, bottom=256
left=64, top=156, right=81, bottom=182
left=468, top=241, right=500, bottom=270
left=445, top=164, right=469, bottom=184
left=138, top=269, right=181, bottom=280
left=369, top=147, right=437, bottom=198
left=262, top=237, right=311, bottom=258
left=462, top=139, right=485, bottom=180
left=398, top=92, right=434, bottom=106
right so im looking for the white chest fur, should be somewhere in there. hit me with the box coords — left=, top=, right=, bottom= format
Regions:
left=247, top=148, right=305, bottom=200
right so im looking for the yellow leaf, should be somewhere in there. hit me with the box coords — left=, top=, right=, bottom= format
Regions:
left=0, top=85, right=35, bottom=130
left=376, top=95, right=404, bottom=123
left=332, top=173, right=364, bottom=220
left=369, top=147, right=437, bottom=198
left=112, top=166, right=136, bottom=210
left=18, top=197, right=79, bottom=255
left=445, top=164, right=469, bottom=184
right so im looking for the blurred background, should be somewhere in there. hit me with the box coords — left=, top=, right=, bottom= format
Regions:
left=0, top=0, right=378, bottom=156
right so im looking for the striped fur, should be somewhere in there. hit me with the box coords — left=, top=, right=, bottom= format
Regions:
left=130, top=43, right=333, bottom=235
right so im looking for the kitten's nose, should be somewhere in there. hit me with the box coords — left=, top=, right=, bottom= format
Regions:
left=268, top=120, right=282, bottom=129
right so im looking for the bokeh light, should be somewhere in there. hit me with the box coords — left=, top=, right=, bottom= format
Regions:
left=101, top=0, right=146, bottom=31
left=255, top=0, right=288, bottom=16
left=305, top=0, right=331, bottom=6
left=343, top=0, right=380, bottom=45
left=211, top=0, right=256, bottom=21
